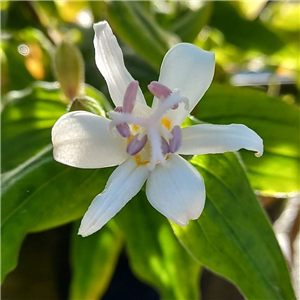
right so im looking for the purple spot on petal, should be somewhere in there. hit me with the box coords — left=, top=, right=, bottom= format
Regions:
left=127, top=134, right=148, bottom=156
left=169, top=125, right=182, bottom=153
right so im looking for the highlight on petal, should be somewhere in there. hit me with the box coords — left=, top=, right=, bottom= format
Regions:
left=93, top=21, right=146, bottom=107
left=78, top=158, right=150, bottom=236
left=179, top=124, right=264, bottom=157
left=154, top=43, right=215, bottom=125
left=52, top=111, right=128, bottom=169
left=146, top=154, right=205, bottom=226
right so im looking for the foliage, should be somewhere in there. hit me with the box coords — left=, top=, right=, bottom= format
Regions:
left=1, top=1, right=298, bottom=299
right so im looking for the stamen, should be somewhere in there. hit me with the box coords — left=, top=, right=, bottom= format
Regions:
left=114, top=107, right=131, bottom=137
left=123, top=81, right=139, bottom=113
left=169, top=125, right=182, bottom=153
left=116, top=124, right=131, bottom=138
left=126, top=134, right=148, bottom=156
left=148, top=81, right=172, bottom=100
left=161, top=137, right=170, bottom=155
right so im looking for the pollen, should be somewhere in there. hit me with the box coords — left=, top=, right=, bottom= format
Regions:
left=161, top=118, right=171, bottom=130
left=132, top=124, right=139, bottom=132
left=135, top=154, right=149, bottom=166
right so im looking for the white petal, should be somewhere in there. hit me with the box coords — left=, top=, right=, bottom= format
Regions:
left=94, top=21, right=146, bottom=107
left=78, top=158, right=150, bottom=236
left=179, top=124, right=264, bottom=157
left=146, top=154, right=205, bottom=226
left=52, top=111, right=128, bottom=168
left=154, top=43, right=215, bottom=125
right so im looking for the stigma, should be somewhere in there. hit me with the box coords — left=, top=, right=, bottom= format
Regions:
left=108, top=81, right=187, bottom=170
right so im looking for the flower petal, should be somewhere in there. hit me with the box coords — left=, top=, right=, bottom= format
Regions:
left=94, top=21, right=146, bottom=107
left=179, top=124, right=263, bottom=157
left=78, top=158, right=150, bottom=236
left=146, top=154, right=205, bottom=226
left=52, top=111, right=128, bottom=168
left=154, top=43, right=215, bottom=125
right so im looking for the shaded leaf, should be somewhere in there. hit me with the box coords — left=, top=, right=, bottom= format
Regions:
left=70, top=220, right=123, bottom=300
left=1, top=146, right=113, bottom=281
left=171, top=1, right=213, bottom=43
left=115, top=193, right=200, bottom=300
left=172, top=153, right=296, bottom=300
left=107, top=1, right=179, bottom=70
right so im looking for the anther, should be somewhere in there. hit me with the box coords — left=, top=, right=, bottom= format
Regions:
left=161, top=137, right=170, bottom=155
left=114, top=107, right=131, bottom=138
left=123, top=81, right=139, bottom=113
left=126, top=134, right=148, bottom=156
left=148, top=81, right=172, bottom=100
left=169, top=125, right=182, bottom=153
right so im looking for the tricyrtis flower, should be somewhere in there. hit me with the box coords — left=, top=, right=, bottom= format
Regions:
left=52, top=21, right=263, bottom=237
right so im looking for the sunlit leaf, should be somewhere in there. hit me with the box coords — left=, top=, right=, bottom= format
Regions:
left=210, top=1, right=284, bottom=54
left=193, top=84, right=300, bottom=194
left=173, top=153, right=296, bottom=300
left=115, top=193, right=201, bottom=300
left=70, top=220, right=123, bottom=300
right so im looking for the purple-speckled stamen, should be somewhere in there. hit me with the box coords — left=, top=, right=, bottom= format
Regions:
left=126, top=134, right=148, bottom=156
left=123, top=81, right=139, bottom=113
left=169, top=125, right=182, bottom=153
left=114, top=107, right=131, bottom=138
left=161, top=137, right=170, bottom=155
left=148, top=81, right=172, bottom=100
left=148, top=81, right=178, bottom=109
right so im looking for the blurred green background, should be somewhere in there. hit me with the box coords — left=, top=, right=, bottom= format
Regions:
left=1, top=1, right=299, bottom=300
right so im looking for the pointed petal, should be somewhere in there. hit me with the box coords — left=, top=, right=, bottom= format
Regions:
left=78, top=158, right=150, bottom=236
left=93, top=21, right=146, bottom=107
left=146, top=154, right=205, bottom=226
left=154, top=43, right=215, bottom=125
left=179, top=124, right=263, bottom=157
left=52, top=111, right=128, bottom=168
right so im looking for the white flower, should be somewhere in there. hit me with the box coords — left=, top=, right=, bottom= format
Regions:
left=51, top=21, right=263, bottom=237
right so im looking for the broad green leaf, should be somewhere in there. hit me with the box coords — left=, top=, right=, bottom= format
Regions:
left=1, top=81, right=109, bottom=172
left=107, top=1, right=179, bottom=70
left=210, top=1, right=284, bottom=54
left=172, top=153, right=296, bottom=300
left=70, top=220, right=123, bottom=300
left=171, top=1, right=213, bottom=43
left=115, top=193, right=200, bottom=300
left=194, top=84, right=300, bottom=193
left=1, top=146, right=113, bottom=281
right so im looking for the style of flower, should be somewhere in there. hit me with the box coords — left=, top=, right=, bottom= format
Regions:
left=52, top=21, right=263, bottom=237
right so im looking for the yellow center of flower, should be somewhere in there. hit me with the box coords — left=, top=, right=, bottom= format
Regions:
left=161, top=118, right=171, bottom=130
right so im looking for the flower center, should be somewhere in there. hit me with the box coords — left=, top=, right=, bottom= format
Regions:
left=107, top=81, right=188, bottom=170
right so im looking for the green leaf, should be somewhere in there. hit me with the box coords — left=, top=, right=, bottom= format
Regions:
left=194, top=84, right=300, bottom=193
left=107, top=1, right=179, bottom=70
left=210, top=1, right=284, bottom=54
left=1, top=146, right=113, bottom=281
left=1, top=81, right=109, bottom=172
left=171, top=1, right=214, bottom=43
left=172, top=153, right=296, bottom=300
left=115, top=193, right=200, bottom=300
left=69, top=220, right=123, bottom=300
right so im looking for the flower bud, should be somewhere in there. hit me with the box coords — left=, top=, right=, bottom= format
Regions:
left=68, top=95, right=105, bottom=116
left=53, top=41, right=84, bottom=100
